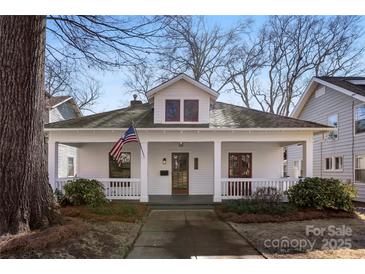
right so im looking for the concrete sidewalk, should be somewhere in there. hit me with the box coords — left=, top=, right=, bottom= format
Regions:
left=127, top=210, right=264, bottom=259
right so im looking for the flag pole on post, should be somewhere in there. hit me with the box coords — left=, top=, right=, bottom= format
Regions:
left=132, top=120, right=145, bottom=158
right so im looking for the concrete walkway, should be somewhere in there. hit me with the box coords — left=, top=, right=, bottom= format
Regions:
left=127, top=210, right=264, bottom=259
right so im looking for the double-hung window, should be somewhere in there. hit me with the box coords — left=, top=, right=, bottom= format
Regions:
left=67, top=157, right=75, bottom=177
left=327, top=114, right=338, bottom=140
left=355, top=155, right=365, bottom=183
left=355, top=105, right=365, bottom=134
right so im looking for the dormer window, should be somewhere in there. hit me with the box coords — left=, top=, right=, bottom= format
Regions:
left=165, top=100, right=180, bottom=122
left=184, top=100, right=199, bottom=122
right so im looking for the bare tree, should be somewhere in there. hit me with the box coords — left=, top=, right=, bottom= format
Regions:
left=228, top=16, right=364, bottom=115
left=70, top=78, right=101, bottom=113
left=0, top=16, right=172, bottom=235
left=123, top=63, right=158, bottom=101
left=157, top=16, right=249, bottom=91
left=46, top=16, right=166, bottom=69
left=44, top=16, right=169, bottom=111
left=45, top=58, right=102, bottom=112
left=225, top=32, right=267, bottom=108
left=0, top=16, right=60, bottom=235
left=45, top=57, right=74, bottom=96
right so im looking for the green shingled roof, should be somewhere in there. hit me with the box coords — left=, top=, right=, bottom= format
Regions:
left=45, top=101, right=329, bottom=129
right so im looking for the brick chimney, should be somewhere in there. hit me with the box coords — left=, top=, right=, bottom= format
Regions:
left=130, top=94, right=142, bottom=107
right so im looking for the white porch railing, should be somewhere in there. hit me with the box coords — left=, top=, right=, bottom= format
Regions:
left=55, top=177, right=141, bottom=200
left=221, top=178, right=299, bottom=199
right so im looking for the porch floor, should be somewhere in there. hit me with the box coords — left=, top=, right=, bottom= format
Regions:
left=148, top=195, right=214, bottom=206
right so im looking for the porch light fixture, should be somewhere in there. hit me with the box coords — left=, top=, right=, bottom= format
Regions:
left=178, top=142, right=184, bottom=147
left=162, top=158, right=167, bottom=165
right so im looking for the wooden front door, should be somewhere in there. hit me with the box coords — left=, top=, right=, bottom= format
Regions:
left=228, top=153, right=252, bottom=195
left=172, top=153, right=189, bottom=195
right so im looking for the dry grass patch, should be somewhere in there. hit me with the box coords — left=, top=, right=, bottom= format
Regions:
left=216, top=205, right=354, bottom=223
left=61, top=202, right=149, bottom=223
left=0, top=217, right=87, bottom=255
left=0, top=218, right=141, bottom=258
left=0, top=202, right=148, bottom=258
left=230, top=213, right=365, bottom=259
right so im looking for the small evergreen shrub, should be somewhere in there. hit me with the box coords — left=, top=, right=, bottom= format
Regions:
left=287, top=177, right=356, bottom=212
left=63, top=178, right=107, bottom=207
left=54, top=189, right=71, bottom=207
left=225, top=187, right=295, bottom=215
left=252, top=187, right=283, bottom=203
left=225, top=199, right=296, bottom=215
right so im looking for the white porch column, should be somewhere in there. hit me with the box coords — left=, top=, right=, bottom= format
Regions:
left=48, top=141, right=58, bottom=190
left=303, top=137, right=313, bottom=177
left=140, top=142, right=149, bottom=202
left=213, top=140, right=222, bottom=202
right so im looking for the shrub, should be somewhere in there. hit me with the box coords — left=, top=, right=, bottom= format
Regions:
left=252, top=187, right=283, bottom=203
left=225, top=199, right=296, bottom=215
left=63, top=178, right=107, bottom=207
left=287, top=177, right=356, bottom=212
left=54, top=189, right=71, bottom=207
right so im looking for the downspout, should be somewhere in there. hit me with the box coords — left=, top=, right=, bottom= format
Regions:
left=352, top=99, right=355, bottom=184
left=320, top=141, right=323, bottom=177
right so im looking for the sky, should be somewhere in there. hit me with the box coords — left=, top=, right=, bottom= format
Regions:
left=64, top=15, right=363, bottom=115
left=86, top=16, right=268, bottom=114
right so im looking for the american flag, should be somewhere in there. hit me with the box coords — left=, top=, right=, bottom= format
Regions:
left=110, top=125, right=140, bottom=165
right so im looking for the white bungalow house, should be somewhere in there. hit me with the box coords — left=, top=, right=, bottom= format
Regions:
left=46, top=74, right=330, bottom=203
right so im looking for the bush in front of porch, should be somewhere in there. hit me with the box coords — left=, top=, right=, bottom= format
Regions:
left=216, top=179, right=356, bottom=223
left=55, top=178, right=149, bottom=223
left=287, top=177, right=356, bottom=213
left=62, top=178, right=107, bottom=207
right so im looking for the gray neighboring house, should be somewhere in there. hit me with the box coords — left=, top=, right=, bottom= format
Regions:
left=287, top=77, right=365, bottom=202
left=45, top=93, right=81, bottom=179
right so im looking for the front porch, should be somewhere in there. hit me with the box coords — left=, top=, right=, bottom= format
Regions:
left=49, top=129, right=314, bottom=203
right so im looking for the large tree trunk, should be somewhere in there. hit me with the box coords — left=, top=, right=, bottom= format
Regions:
left=0, top=16, right=60, bottom=235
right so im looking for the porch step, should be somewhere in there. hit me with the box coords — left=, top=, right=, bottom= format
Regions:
left=148, top=195, right=214, bottom=207
left=150, top=204, right=215, bottom=210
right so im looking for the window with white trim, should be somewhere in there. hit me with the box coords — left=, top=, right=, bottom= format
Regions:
left=293, top=160, right=304, bottom=178
left=355, top=155, right=365, bottom=183
left=326, top=114, right=338, bottom=140
left=355, top=105, right=365, bottom=134
left=324, top=156, right=343, bottom=171
left=67, top=157, right=75, bottom=177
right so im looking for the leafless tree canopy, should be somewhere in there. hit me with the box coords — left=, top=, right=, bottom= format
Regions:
left=227, top=16, right=364, bottom=115
left=45, top=16, right=365, bottom=115
left=123, top=63, right=158, bottom=101
left=156, top=16, right=249, bottom=92
left=45, top=16, right=167, bottom=112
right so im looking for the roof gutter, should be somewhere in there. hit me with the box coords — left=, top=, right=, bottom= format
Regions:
left=45, top=127, right=332, bottom=132
left=50, top=97, right=72, bottom=109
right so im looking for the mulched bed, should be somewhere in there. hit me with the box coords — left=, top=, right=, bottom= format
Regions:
left=61, top=203, right=149, bottom=223
left=216, top=205, right=355, bottom=223
left=0, top=217, right=87, bottom=256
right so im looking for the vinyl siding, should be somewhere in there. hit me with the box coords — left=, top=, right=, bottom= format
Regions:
left=293, top=85, right=365, bottom=201
left=49, top=101, right=79, bottom=123
left=77, top=142, right=140, bottom=179
left=153, top=79, right=211, bottom=124
left=287, top=144, right=303, bottom=178
left=57, top=144, right=77, bottom=178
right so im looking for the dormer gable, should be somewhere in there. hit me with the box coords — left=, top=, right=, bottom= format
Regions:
left=146, top=74, right=219, bottom=124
